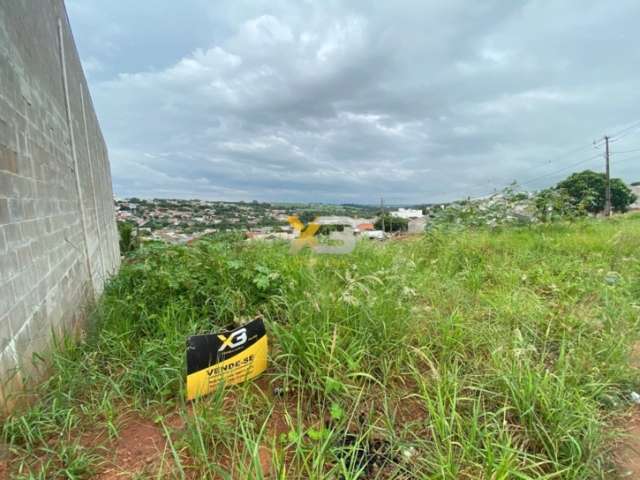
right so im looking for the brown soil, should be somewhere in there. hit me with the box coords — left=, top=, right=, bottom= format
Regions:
left=3, top=376, right=427, bottom=479
left=614, top=341, right=640, bottom=478
left=614, top=411, right=640, bottom=478
left=96, top=415, right=170, bottom=480
left=394, top=393, right=428, bottom=427
left=258, top=445, right=273, bottom=476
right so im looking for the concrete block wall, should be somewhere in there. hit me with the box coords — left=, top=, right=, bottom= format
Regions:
left=0, top=0, right=120, bottom=403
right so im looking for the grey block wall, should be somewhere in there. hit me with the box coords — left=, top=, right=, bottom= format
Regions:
left=0, top=0, right=120, bottom=404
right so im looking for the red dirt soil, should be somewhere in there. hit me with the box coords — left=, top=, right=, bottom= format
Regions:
left=96, top=416, right=170, bottom=480
left=614, top=341, right=640, bottom=477
left=614, top=411, right=640, bottom=478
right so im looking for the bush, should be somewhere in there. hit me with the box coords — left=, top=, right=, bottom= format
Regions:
left=428, top=186, right=535, bottom=230
left=555, top=170, right=636, bottom=213
left=374, top=213, right=408, bottom=232
left=117, top=221, right=138, bottom=255
left=534, top=188, right=585, bottom=222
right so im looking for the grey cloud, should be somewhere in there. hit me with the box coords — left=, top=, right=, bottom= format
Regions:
left=66, top=0, right=640, bottom=203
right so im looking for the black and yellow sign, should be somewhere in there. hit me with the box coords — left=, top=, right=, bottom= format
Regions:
left=186, top=318, right=268, bottom=400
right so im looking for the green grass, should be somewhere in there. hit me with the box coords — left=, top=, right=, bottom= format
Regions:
left=4, top=216, right=640, bottom=478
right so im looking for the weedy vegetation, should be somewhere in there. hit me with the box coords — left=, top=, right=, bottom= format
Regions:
left=3, top=216, right=640, bottom=478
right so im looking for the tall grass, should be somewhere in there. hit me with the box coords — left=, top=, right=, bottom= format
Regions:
left=3, top=216, right=640, bottom=478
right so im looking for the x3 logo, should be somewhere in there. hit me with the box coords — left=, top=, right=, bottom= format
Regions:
left=217, top=328, right=247, bottom=351
left=288, top=215, right=356, bottom=254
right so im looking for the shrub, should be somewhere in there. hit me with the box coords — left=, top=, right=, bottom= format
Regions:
left=555, top=170, right=636, bottom=213
left=117, top=221, right=138, bottom=255
left=374, top=214, right=408, bottom=232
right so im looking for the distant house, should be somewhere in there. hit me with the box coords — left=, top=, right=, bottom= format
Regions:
left=246, top=232, right=295, bottom=241
left=391, top=208, right=423, bottom=219
left=362, top=230, right=386, bottom=240
left=630, top=184, right=640, bottom=210
left=356, top=223, right=375, bottom=232
left=408, top=217, right=427, bottom=234
left=352, top=217, right=376, bottom=225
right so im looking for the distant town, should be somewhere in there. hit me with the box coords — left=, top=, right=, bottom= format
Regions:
left=115, top=198, right=430, bottom=244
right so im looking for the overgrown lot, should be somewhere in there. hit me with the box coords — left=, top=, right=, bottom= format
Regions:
left=4, top=216, right=640, bottom=479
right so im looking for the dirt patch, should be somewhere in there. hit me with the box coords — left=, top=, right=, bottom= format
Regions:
left=614, top=341, right=640, bottom=477
left=394, top=394, right=427, bottom=428
left=258, top=445, right=273, bottom=476
left=251, top=375, right=306, bottom=439
left=165, top=411, right=187, bottom=431
left=96, top=415, right=169, bottom=479
left=614, top=409, right=640, bottom=478
left=267, top=405, right=293, bottom=439
left=337, top=433, right=395, bottom=479
left=630, top=341, right=640, bottom=369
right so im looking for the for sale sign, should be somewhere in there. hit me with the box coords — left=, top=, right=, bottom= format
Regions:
left=186, top=318, right=268, bottom=400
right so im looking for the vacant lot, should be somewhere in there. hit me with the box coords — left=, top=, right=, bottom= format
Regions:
left=4, top=216, right=640, bottom=479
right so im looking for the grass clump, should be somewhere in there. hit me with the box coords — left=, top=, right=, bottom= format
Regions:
left=3, top=215, right=640, bottom=478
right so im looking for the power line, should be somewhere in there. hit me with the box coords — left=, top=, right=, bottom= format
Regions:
left=411, top=119, right=640, bottom=203
left=518, top=153, right=602, bottom=187
left=611, top=119, right=640, bottom=137
left=455, top=123, right=640, bottom=196
left=425, top=147, right=613, bottom=202
left=417, top=154, right=602, bottom=203
left=516, top=142, right=598, bottom=174
left=459, top=139, right=611, bottom=195
left=419, top=145, right=604, bottom=201
left=609, top=156, right=638, bottom=166
left=611, top=147, right=640, bottom=154
left=609, top=119, right=640, bottom=142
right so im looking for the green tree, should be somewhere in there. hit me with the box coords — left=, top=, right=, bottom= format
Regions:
left=118, top=221, right=138, bottom=255
left=555, top=170, right=636, bottom=213
left=297, top=211, right=317, bottom=224
left=534, top=188, right=583, bottom=221
left=375, top=214, right=408, bottom=232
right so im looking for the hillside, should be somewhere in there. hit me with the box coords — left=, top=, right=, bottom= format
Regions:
left=4, top=216, right=640, bottom=478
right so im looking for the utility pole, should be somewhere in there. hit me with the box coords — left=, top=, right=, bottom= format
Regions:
left=604, top=135, right=612, bottom=217
left=380, top=196, right=385, bottom=232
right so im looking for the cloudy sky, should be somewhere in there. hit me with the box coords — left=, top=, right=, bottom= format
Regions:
left=66, top=0, right=640, bottom=204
